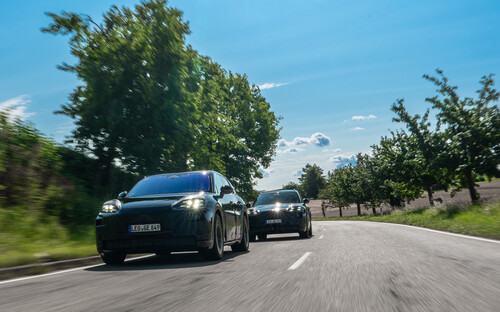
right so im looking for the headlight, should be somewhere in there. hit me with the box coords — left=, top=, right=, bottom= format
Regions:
left=287, top=206, right=303, bottom=212
left=101, top=204, right=118, bottom=213
left=174, top=197, right=205, bottom=209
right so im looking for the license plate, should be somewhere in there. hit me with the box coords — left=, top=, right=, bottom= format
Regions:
left=128, top=224, right=161, bottom=232
left=265, top=219, right=282, bottom=224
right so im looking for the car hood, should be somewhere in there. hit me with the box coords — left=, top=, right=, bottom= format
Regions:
left=118, top=193, right=209, bottom=212
left=254, top=203, right=304, bottom=211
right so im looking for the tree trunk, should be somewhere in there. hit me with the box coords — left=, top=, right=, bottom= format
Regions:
left=338, top=206, right=342, bottom=218
left=465, top=168, right=479, bottom=203
left=372, top=206, right=376, bottom=215
left=357, top=202, right=361, bottom=216
left=426, top=185, right=434, bottom=206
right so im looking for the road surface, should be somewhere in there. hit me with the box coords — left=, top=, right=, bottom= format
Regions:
left=1, top=221, right=499, bottom=311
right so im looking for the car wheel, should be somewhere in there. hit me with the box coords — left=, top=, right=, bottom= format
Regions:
left=249, top=234, right=256, bottom=242
left=101, top=252, right=126, bottom=265
left=231, top=217, right=250, bottom=252
left=299, top=216, right=311, bottom=239
left=200, top=213, right=224, bottom=260
left=258, top=233, right=267, bottom=241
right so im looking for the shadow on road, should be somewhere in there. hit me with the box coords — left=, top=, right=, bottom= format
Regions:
left=85, top=250, right=245, bottom=272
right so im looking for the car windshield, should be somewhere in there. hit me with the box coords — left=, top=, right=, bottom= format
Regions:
left=255, top=192, right=300, bottom=205
left=128, top=173, right=211, bottom=196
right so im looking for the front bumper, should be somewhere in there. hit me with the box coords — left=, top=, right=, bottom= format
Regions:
left=249, top=210, right=307, bottom=235
left=96, top=209, right=213, bottom=254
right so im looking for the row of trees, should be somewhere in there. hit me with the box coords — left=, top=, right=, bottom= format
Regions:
left=42, top=0, right=280, bottom=200
left=286, top=71, right=499, bottom=215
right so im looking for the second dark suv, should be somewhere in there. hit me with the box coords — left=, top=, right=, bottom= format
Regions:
left=248, top=189, right=311, bottom=241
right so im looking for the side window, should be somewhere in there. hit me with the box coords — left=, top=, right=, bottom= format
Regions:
left=220, top=175, right=231, bottom=188
left=214, top=174, right=224, bottom=194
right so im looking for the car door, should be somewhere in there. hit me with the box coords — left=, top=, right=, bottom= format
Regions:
left=221, top=175, right=242, bottom=240
left=216, top=174, right=236, bottom=241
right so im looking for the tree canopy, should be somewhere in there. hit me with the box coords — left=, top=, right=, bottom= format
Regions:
left=42, top=0, right=280, bottom=199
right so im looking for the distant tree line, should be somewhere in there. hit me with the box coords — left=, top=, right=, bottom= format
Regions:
left=285, top=71, right=500, bottom=215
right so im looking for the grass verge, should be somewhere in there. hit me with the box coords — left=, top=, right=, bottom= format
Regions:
left=0, top=209, right=96, bottom=268
left=313, top=201, right=500, bottom=240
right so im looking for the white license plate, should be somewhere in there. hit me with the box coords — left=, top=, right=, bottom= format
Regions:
left=265, top=219, right=282, bottom=224
left=128, top=224, right=161, bottom=232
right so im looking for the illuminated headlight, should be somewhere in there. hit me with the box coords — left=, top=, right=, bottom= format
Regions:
left=175, top=198, right=205, bottom=209
left=101, top=204, right=118, bottom=213
left=288, top=206, right=303, bottom=212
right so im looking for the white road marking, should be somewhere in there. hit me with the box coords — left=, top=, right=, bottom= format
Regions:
left=288, top=252, right=312, bottom=271
left=0, top=255, right=152, bottom=285
left=374, top=222, right=500, bottom=244
left=319, top=235, right=324, bottom=239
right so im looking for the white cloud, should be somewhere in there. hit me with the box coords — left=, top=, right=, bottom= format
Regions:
left=0, top=95, right=34, bottom=121
left=350, top=127, right=364, bottom=131
left=352, top=114, right=376, bottom=121
left=322, top=148, right=342, bottom=153
left=329, top=154, right=357, bottom=168
left=278, top=147, right=306, bottom=154
left=258, top=167, right=275, bottom=178
left=258, top=82, right=288, bottom=90
left=292, top=169, right=303, bottom=177
left=278, top=132, right=331, bottom=152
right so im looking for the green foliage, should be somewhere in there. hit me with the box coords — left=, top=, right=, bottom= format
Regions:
left=298, top=163, right=325, bottom=199
left=319, top=70, right=499, bottom=211
left=42, top=0, right=280, bottom=200
left=391, top=99, right=452, bottom=205
left=424, top=70, right=500, bottom=202
left=282, top=181, right=300, bottom=191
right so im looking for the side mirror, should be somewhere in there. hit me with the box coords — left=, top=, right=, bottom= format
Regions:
left=245, top=203, right=251, bottom=208
left=220, top=185, right=234, bottom=196
left=303, top=198, right=310, bottom=204
left=118, top=191, right=128, bottom=199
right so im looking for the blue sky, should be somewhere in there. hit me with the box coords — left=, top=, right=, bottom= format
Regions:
left=1, top=0, right=499, bottom=190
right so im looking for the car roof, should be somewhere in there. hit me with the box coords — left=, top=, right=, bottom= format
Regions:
left=145, top=170, right=221, bottom=178
left=259, top=189, right=299, bottom=194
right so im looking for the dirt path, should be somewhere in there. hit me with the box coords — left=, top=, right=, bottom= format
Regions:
left=310, top=179, right=500, bottom=218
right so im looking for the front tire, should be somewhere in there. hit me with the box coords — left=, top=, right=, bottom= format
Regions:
left=200, top=214, right=224, bottom=260
left=232, top=217, right=250, bottom=252
left=101, top=252, right=126, bottom=265
left=258, top=233, right=267, bottom=241
left=299, top=215, right=311, bottom=239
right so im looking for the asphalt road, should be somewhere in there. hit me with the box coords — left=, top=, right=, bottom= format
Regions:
left=1, top=221, right=499, bottom=312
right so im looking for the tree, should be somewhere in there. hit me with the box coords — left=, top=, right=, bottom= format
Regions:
left=43, top=1, right=195, bottom=187
left=298, top=163, right=326, bottom=199
left=188, top=58, right=280, bottom=200
left=424, top=70, right=500, bottom=203
left=282, top=181, right=301, bottom=191
left=42, top=1, right=280, bottom=199
left=391, top=100, right=452, bottom=205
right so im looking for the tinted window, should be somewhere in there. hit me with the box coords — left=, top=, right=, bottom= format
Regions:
left=214, top=174, right=224, bottom=194
left=128, top=173, right=211, bottom=196
left=255, top=192, right=300, bottom=205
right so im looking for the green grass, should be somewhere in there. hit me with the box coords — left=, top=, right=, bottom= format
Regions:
left=0, top=209, right=97, bottom=268
left=314, top=201, right=500, bottom=240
